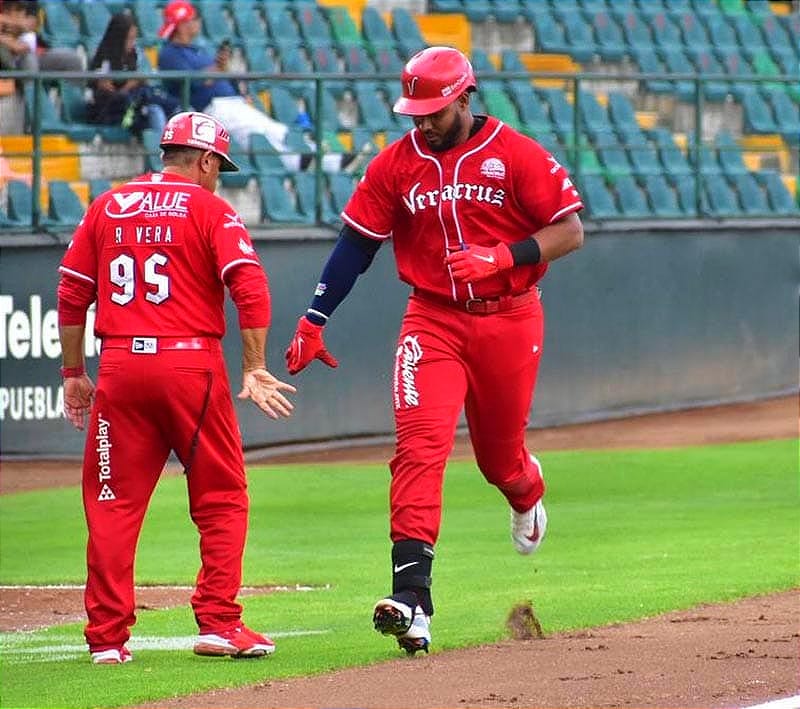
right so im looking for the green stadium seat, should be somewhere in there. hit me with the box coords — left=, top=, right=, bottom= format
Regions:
left=89, top=179, right=111, bottom=202
left=324, top=5, right=361, bottom=45
left=510, top=85, right=553, bottom=138
left=295, top=172, right=340, bottom=225
left=483, top=89, right=521, bottom=130
left=750, top=50, right=786, bottom=94
left=592, top=12, right=628, bottom=62
left=597, top=142, right=632, bottom=178
left=328, top=172, right=356, bottom=214
left=764, top=90, right=800, bottom=144
left=614, top=175, right=651, bottom=217
left=757, top=171, right=800, bottom=215
left=575, top=141, right=603, bottom=176
left=259, top=175, right=307, bottom=223
left=295, top=4, right=335, bottom=47
left=703, top=175, right=740, bottom=216
left=250, top=133, right=289, bottom=176
left=644, top=175, right=685, bottom=217
left=718, top=0, right=747, bottom=15
left=391, top=8, right=427, bottom=58
left=579, top=175, right=619, bottom=220
left=7, top=181, right=34, bottom=227
left=741, top=90, right=779, bottom=134
left=48, top=180, right=85, bottom=226
left=730, top=173, right=769, bottom=215
left=141, top=128, right=163, bottom=172
left=361, top=7, right=397, bottom=52
left=40, top=1, right=81, bottom=48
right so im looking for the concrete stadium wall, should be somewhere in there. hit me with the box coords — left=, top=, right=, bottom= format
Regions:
left=1, top=224, right=797, bottom=457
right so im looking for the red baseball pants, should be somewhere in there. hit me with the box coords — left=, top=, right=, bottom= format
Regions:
left=82, top=341, right=249, bottom=652
left=389, top=292, right=545, bottom=546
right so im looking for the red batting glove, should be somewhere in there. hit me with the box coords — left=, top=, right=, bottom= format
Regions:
left=444, top=243, right=514, bottom=283
left=285, top=316, right=339, bottom=375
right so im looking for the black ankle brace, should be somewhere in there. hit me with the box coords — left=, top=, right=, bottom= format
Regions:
left=391, top=539, right=434, bottom=616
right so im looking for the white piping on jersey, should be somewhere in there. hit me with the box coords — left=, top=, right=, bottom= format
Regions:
left=410, top=130, right=458, bottom=300
left=341, top=211, right=391, bottom=240
left=128, top=176, right=203, bottom=188
left=451, top=120, right=505, bottom=301
left=58, top=265, right=95, bottom=284
left=220, top=257, right=261, bottom=281
left=549, top=200, right=583, bottom=223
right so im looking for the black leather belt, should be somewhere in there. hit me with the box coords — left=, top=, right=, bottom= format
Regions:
left=413, top=288, right=539, bottom=314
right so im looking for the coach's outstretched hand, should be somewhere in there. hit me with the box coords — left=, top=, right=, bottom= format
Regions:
left=285, top=316, right=339, bottom=375
left=445, top=242, right=514, bottom=283
left=238, top=367, right=296, bottom=419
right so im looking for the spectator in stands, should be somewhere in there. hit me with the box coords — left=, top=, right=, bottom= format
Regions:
left=87, top=11, right=179, bottom=137
left=156, top=0, right=362, bottom=173
left=0, top=0, right=83, bottom=73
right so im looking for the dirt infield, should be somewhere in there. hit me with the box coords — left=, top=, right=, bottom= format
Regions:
left=1, top=395, right=797, bottom=708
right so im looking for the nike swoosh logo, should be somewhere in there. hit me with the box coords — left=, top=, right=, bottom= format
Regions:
left=473, top=254, right=495, bottom=264
left=393, top=562, right=419, bottom=573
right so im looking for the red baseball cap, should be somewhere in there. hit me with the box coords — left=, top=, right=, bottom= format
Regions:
left=160, top=112, right=239, bottom=172
left=158, top=0, right=197, bottom=39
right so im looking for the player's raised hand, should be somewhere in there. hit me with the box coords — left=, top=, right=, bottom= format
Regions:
left=63, top=374, right=95, bottom=430
left=285, top=316, right=339, bottom=375
left=238, top=368, right=297, bottom=419
left=445, top=242, right=514, bottom=283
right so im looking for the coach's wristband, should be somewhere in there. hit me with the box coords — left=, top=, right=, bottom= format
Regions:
left=508, top=237, right=542, bottom=266
left=60, top=365, right=85, bottom=379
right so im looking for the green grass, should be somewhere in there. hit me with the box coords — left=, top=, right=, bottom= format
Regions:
left=1, top=439, right=798, bottom=708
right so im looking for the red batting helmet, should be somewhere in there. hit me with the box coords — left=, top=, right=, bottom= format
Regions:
left=393, top=46, right=477, bottom=116
left=159, top=111, right=239, bottom=172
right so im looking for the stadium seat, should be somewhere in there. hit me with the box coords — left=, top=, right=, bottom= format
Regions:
left=559, top=14, right=597, bottom=63
left=758, top=14, right=793, bottom=54
left=597, top=141, right=632, bottom=178
left=674, top=10, right=710, bottom=48
left=244, top=41, right=279, bottom=89
left=140, top=129, right=163, bottom=172
left=730, top=173, right=769, bottom=215
left=341, top=43, right=376, bottom=74
left=703, top=174, right=740, bottom=216
left=233, top=1, right=268, bottom=41
left=649, top=128, right=693, bottom=180
left=328, top=172, right=355, bottom=215
left=615, top=175, right=651, bottom=217
left=764, top=91, right=800, bottom=144
left=705, top=14, right=743, bottom=55
left=324, top=5, right=361, bottom=45
left=577, top=91, right=614, bottom=142
left=675, top=177, right=704, bottom=215
left=510, top=85, right=553, bottom=137
left=48, top=180, right=85, bottom=226
left=591, top=11, right=626, bottom=62
left=741, top=90, right=779, bottom=134
left=579, top=175, right=619, bottom=219
left=492, top=0, right=524, bottom=24
left=471, top=49, right=503, bottom=92
left=250, top=133, right=289, bottom=176
left=429, top=0, right=463, bottom=12
left=607, top=92, right=636, bottom=130
left=40, top=1, right=81, bottom=48
left=391, top=8, right=427, bottom=59
left=461, top=0, right=492, bottom=22
left=526, top=7, right=571, bottom=55
left=714, top=132, right=748, bottom=176
left=624, top=132, right=664, bottom=177
left=354, top=82, right=395, bottom=132
left=196, top=1, right=234, bottom=44
left=536, top=134, right=570, bottom=170
left=23, top=84, right=95, bottom=142
left=644, top=174, right=685, bottom=217
left=0, top=205, right=22, bottom=228
left=259, top=175, right=307, bottom=223
left=717, top=0, right=747, bottom=14
left=132, top=0, right=162, bottom=45
left=371, top=46, right=404, bottom=76
left=361, top=7, right=397, bottom=51
left=89, top=179, right=111, bottom=202
left=308, top=45, right=348, bottom=96
left=483, top=89, right=521, bottom=130
left=757, top=171, right=799, bottom=215
left=269, top=85, right=301, bottom=127
left=750, top=50, right=786, bottom=94
left=717, top=49, right=757, bottom=99
left=265, top=6, right=303, bottom=49
left=617, top=9, right=654, bottom=52
left=539, top=88, right=575, bottom=143
left=301, top=84, right=341, bottom=132
left=686, top=133, right=723, bottom=176
left=630, top=48, right=674, bottom=95
left=293, top=172, right=338, bottom=225
left=280, top=46, right=315, bottom=94
left=650, top=12, right=683, bottom=52
left=686, top=49, right=729, bottom=101
left=219, top=140, right=255, bottom=189
left=78, top=2, right=111, bottom=45
left=295, top=4, right=335, bottom=47
left=660, top=49, right=698, bottom=102
left=7, top=181, right=34, bottom=226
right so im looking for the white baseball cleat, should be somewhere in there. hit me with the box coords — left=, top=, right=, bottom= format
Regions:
left=373, top=596, right=431, bottom=655
left=511, top=454, right=548, bottom=554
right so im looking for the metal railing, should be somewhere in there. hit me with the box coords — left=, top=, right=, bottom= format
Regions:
left=1, top=68, right=798, bottom=232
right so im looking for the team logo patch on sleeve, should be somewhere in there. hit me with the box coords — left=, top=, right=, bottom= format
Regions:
left=480, top=158, right=506, bottom=179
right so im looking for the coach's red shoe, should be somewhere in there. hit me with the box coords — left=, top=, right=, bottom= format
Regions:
left=91, top=646, right=133, bottom=664
left=193, top=625, right=275, bottom=658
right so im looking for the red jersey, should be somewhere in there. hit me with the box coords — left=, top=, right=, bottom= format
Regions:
left=59, top=172, right=262, bottom=338
left=342, top=116, right=583, bottom=300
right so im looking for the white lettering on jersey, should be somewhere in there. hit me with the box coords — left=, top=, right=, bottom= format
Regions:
left=393, top=335, right=423, bottom=409
left=104, top=191, right=191, bottom=219
left=401, top=181, right=506, bottom=215
left=547, top=155, right=562, bottom=175
left=480, top=157, right=506, bottom=179
left=223, top=212, right=245, bottom=230
left=237, top=238, right=255, bottom=255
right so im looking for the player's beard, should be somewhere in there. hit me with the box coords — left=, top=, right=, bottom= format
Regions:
left=425, top=112, right=465, bottom=153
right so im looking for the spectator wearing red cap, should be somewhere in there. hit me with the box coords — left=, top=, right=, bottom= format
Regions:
left=157, top=0, right=353, bottom=173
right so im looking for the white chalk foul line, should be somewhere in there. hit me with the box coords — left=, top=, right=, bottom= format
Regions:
left=0, top=629, right=330, bottom=664
left=742, top=697, right=800, bottom=709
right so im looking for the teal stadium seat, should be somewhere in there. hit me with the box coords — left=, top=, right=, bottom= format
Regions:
left=615, top=175, right=652, bottom=217
left=268, top=85, right=301, bottom=127
left=686, top=133, right=722, bottom=176
left=492, top=0, right=524, bottom=24
left=301, top=84, right=340, bottom=132
left=40, top=1, right=81, bottom=48
left=717, top=49, right=757, bottom=99
left=244, top=41, right=279, bottom=89
left=141, top=129, right=163, bottom=172
left=741, top=91, right=778, bottom=134
left=705, top=14, right=743, bottom=55
left=24, top=84, right=95, bottom=142
left=295, top=4, right=335, bottom=47
left=341, top=43, right=376, bottom=74
left=675, top=177, right=705, bottom=215
left=687, top=49, right=729, bottom=101
left=617, top=9, right=654, bottom=53
left=250, top=133, right=289, bottom=177
left=429, top=0, right=463, bottom=12
left=219, top=140, right=255, bottom=189
left=538, top=88, right=575, bottom=143
left=324, top=5, right=361, bottom=45
left=361, top=7, right=397, bottom=52
left=372, top=46, right=404, bottom=76
left=308, top=45, right=348, bottom=96
left=355, top=82, right=395, bottom=132
left=597, top=141, right=633, bottom=179
left=559, top=13, right=597, bottom=63
left=623, top=131, right=663, bottom=177
left=757, top=171, right=800, bottom=215
left=510, top=85, right=553, bottom=138
left=265, top=7, right=302, bottom=50
left=280, top=46, right=315, bottom=94
left=462, top=1, right=492, bottom=23
left=674, top=10, right=710, bottom=48
left=649, top=12, right=683, bottom=52
left=78, top=2, right=111, bottom=46
left=89, top=179, right=112, bottom=202
left=133, top=0, right=163, bottom=45
left=293, top=172, right=338, bottom=226
left=690, top=0, right=722, bottom=19
left=660, top=49, right=697, bottom=102
left=577, top=90, right=614, bottom=142
left=258, top=175, right=307, bottom=223
left=764, top=91, right=800, bottom=144
left=391, top=8, right=427, bottom=59
left=592, top=11, right=626, bottom=62
left=649, top=128, right=692, bottom=181
left=233, top=1, right=268, bottom=41
left=196, top=0, right=234, bottom=44
left=631, top=48, right=674, bottom=95
left=730, top=173, right=769, bottom=215
left=48, top=180, right=85, bottom=227
left=579, top=175, right=619, bottom=220
left=703, top=175, right=740, bottom=216
left=526, top=7, right=570, bottom=56
left=7, top=181, right=34, bottom=227
left=714, top=132, right=748, bottom=176
left=644, top=175, right=685, bottom=217
left=471, top=49, right=503, bottom=92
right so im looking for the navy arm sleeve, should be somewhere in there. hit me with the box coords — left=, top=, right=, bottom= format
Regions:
left=305, top=225, right=382, bottom=325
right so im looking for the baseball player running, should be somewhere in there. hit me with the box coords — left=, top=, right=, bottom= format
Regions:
left=285, top=47, right=584, bottom=654
left=58, top=111, right=295, bottom=664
